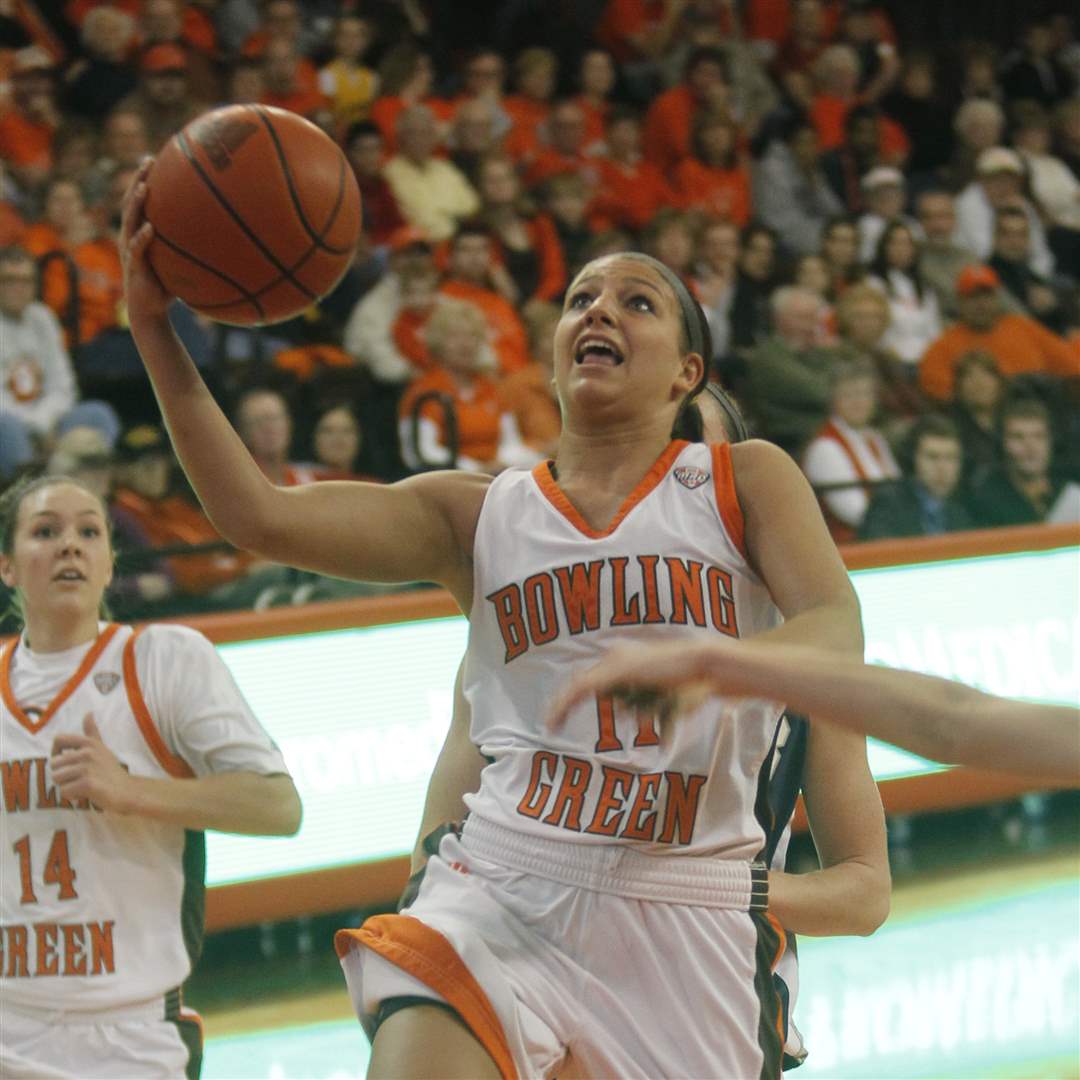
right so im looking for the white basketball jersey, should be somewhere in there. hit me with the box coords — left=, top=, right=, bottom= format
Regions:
left=1, top=624, right=199, bottom=1012
left=464, top=440, right=788, bottom=861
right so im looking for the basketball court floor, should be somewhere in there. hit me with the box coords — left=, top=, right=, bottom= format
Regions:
left=191, top=797, right=1079, bottom=1080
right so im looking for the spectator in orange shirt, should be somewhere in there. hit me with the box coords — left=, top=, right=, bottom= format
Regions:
left=809, top=43, right=909, bottom=163
left=232, top=385, right=322, bottom=486
left=673, top=110, right=752, bottom=227
left=448, top=49, right=511, bottom=142
left=525, top=99, right=600, bottom=191
left=503, top=48, right=559, bottom=167
left=589, top=107, right=677, bottom=234
left=498, top=299, right=563, bottom=458
left=370, top=45, right=453, bottom=156
left=23, top=176, right=124, bottom=350
left=398, top=297, right=540, bottom=473
left=0, top=46, right=61, bottom=196
left=308, top=402, right=377, bottom=481
left=919, top=265, right=1080, bottom=401
left=476, top=153, right=565, bottom=305
left=242, top=0, right=318, bottom=66
left=439, top=224, right=530, bottom=375
left=260, top=38, right=329, bottom=120
left=574, top=48, right=618, bottom=149
left=111, top=423, right=257, bottom=598
left=642, top=45, right=732, bottom=178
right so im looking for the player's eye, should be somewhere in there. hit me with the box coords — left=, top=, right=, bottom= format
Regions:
left=567, top=290, right=593, bottom=309
left=627, top=294, right=655, bottom=313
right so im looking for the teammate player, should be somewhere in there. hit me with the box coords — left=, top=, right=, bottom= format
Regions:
left=548, top=637, right=1080, bottom=783
left=121, top=155, right=888, bottom=1079
left=0, top=476, right=302, bottom=1079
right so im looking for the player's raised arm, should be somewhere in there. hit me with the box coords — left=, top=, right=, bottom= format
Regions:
left=121, top=161, right=484, bottom=601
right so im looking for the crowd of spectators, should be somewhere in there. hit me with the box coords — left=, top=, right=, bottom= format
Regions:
left=1, top=0, right=1077, bottom=621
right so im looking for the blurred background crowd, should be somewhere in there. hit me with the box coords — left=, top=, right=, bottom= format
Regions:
left=1, top=0, right=1078, bottom=624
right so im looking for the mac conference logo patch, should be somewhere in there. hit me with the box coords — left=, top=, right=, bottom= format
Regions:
left=674, top=466, right=710, bottom=490
left=94, top=672, right=121, bottom=694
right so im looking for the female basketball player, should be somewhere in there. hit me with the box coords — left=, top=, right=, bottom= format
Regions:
left=0, top=475, right=301, bottom=1079
left=549, top=637, right=1080, bottom=783
left=121, top=157, right=889, bottom=1080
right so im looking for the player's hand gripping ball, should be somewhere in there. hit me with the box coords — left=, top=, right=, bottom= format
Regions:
left=144, top=105, right=362, bottom=326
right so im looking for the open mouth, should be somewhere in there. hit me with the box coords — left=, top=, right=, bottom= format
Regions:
left=575, top=337, right=624, bottom=366
left=53, top=569, right=86, bottom=582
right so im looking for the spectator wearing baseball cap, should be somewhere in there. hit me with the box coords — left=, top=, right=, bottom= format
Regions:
left=116, top=41, right=206, bottom=150
left=0, top=46, right=61, bottom=191
left=918, top=264, right=1079, bottom=400
left=955, top=146, right=1056, bottom=277
left=857, top=164, right=918, bottom=261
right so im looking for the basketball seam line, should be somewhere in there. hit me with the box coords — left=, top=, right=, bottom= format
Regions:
left=176, top=128, right=318, bottom=303
left=252, top=106, right=352, bottom=256
left=151, top=228, right=265, bottom=321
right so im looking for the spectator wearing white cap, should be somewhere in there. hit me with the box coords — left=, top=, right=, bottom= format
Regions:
left=955, top=146, right=1055, bottom=277
left=856, top=164, right=917, bottom=261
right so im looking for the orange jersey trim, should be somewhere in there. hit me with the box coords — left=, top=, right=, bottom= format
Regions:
left=711, top=442, right=747, bottom=561
left=532, top=440, right=688, bottom=539
left=335, top=914, right=518, bottom=1080
left=122, top=629, right=194, bottom=779
left=1, top=624, right=121, bottom=735
left=766, top=912, right=788, bottom=1050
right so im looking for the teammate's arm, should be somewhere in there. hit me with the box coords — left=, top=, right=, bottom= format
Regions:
left=121, top=162, right=485, bottom=603
left=49, top=716, right=302, bottom=835
left=410, top=661, right=487, bottom=875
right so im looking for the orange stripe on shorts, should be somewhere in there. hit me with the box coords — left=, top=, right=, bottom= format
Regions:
left=335, top=914, right=518, bottom=1080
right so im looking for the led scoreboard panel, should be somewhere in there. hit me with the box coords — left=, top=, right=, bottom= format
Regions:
left=197, top=525, right=1077, bottom=928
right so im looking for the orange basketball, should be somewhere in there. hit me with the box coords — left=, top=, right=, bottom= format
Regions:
left=144, top=105, right=361, bottom=326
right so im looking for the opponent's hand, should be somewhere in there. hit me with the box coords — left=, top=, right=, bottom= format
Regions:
left=120, top=157, right=172, bottom=320
left=546, top=641, right=720, bottom=732
left=50, top=714, right=136, bottom=814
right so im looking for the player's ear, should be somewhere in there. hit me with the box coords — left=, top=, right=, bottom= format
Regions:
left=676, top=351, right=705, bottom=397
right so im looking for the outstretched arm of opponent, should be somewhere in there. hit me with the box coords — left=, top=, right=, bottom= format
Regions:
left=121, top=161, right=485, bottom=603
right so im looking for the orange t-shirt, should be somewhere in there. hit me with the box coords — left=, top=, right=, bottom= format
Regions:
left=370, top=95, right=455, bottom=155
left=260, top=85, right=329, bottom=119
left=589, top=156, right=677, bottom=232
left=399, top=367, right=505, bottom=464
left=439, top=280, right=529, bottom=374
left=112, top=487, right=255, bottom=595
left=24, top=224, right=123, bottom=347
left=672, top=158, right=752, bottom=226
left=595, top=0, right=668, bottom=63
left=919, top=315, right=1080, bottom=401
left=810, top=94, right=910, bottom=161
left=0, top=109, right=54, bottom=170
left=498, top=362, right=561, bottom=450
left=642, top=85, right=696, bottom=177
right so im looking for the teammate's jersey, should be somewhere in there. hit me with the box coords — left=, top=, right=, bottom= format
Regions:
left=0, top=622, right=287, bottom=1013
left=464, top=440, right=789, bottom=861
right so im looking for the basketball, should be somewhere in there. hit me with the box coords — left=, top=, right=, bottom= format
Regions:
left=143, top=105, right=362, bottom=326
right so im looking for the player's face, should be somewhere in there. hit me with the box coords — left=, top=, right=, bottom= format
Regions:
left=553, top=257, right=699, bottom=425
left=0, top=484, right=113, bottom=620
